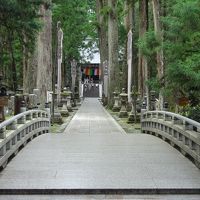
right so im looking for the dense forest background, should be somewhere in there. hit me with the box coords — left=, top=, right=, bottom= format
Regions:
left=0, top=0, right=200, bottom=119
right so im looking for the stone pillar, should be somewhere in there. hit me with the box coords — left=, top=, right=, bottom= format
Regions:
left=150, top=90, right=156, bottom=110
left=28, top=94, right=37, bottom=109
left=33, top=89, right=40, bottom=108
left=119, top=88, right=128, bottom=118
left=7, top=98, right=13, bottom=116
left=164, top=102, right=169, bottom=111
left=112, top=90, right=120, bottom=112
left=23, top=93, right=29, bottom=109
left=14, top=94, right=24, bottom=115
left=141, top=101, right=147, bottom=121
left=45, top=102, right=51, bottom=117
left=20, top=101, right=26, bottom=113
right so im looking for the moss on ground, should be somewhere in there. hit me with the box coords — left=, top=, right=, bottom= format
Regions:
left=50, top=107, right=79, bottom=133
left=107, top=109, right=141, bottom=134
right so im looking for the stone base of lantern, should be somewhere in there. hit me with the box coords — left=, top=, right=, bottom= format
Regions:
left=112, top=105, right=120, bottom=112
left=127, top=113, right=140, bottom=123
left=127, top=113, right=135, bottom=123
left=60, top=109, right=69, bottom=117
left=60, top=104, right=69, bottom=117
left=67, top=106, right=72, bottom=112
left=119, top=111, right=128, bottom=118
left=51, top=111, right=63, bottom=124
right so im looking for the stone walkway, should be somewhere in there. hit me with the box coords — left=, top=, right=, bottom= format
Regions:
left=0, top=98, right=199, bottom=193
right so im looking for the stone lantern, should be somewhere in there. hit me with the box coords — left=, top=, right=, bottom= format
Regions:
left=112, top=89, right=120, bottom=112
left=51, top=92, right=63, bottom=124
left=119, top=88, right=128, bottom=118
left=66, top=87, right=72, bottom=112
left=127, top=86, right=140, bottom=123
left=60, top=87, right=69, bottom=117
left=28, top=94, right=37, bottom=109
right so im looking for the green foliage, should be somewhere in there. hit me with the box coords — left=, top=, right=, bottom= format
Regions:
left=137, top=31, right=161, bottom=58
left=52, top=0, right=97, bottom=62
left=180, top=105, right=200, bottom=123
left=146, top=77, right=161, bottom=93
left=0, top=0, right=43, bottom=90
left=186, top=105, right=200, bottom=123
left=163, top=0, right=200, bottom=105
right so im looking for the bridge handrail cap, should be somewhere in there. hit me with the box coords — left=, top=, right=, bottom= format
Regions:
left=0, top=110, right=48, bottom=129
left=143, top=110, right=200, bottom=128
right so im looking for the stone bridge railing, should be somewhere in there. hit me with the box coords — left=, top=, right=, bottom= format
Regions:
left=141, top=111, right=200, bottom=169
left=0, top=110, right=50, bottom=169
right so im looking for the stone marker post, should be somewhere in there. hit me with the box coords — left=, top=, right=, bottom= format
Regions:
left=33, top=89, right=40, bottom=108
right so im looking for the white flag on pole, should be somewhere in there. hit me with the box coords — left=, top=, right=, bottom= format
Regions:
left=127, top=30, right=132, bottom=103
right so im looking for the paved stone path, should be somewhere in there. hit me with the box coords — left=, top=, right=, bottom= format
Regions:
left=0, top=98, right=200, bottom=192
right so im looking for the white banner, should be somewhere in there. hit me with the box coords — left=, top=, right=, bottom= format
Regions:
left=57, top=23, right=63, bottom=103
left=127, top=30, right=132, bottom=103
left=103, top=60, right=108, bottom=97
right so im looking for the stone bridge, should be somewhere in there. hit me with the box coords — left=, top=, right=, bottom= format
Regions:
left=0, top=98, right=199, bottom=198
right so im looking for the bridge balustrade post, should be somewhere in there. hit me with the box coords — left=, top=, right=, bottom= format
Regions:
left=17, top=115, right=26, bottom=124
left=33, top=112, right=38, bottom=118
left=183, top=121, right=193, bottom=131
left=6, top=120, right=17, bottom=130
left=197, top=127, right=200, bottom=136
left=0, top=145, right=6, bottom=156
left=164, top=114, right=172, bottom=121
left=172, top=116, right=182, bottom=125
left=0, top=127, right=6, bottom=139
left=156, top=112, right=159, bottom=119
left=38, top=112, right=42, bottom=118
left=26, top=113, right=33, bottom=120
left=197, top=145, right=200, bottom=156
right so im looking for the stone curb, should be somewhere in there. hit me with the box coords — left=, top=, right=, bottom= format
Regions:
left=0, top=188, right=200, bottom=195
